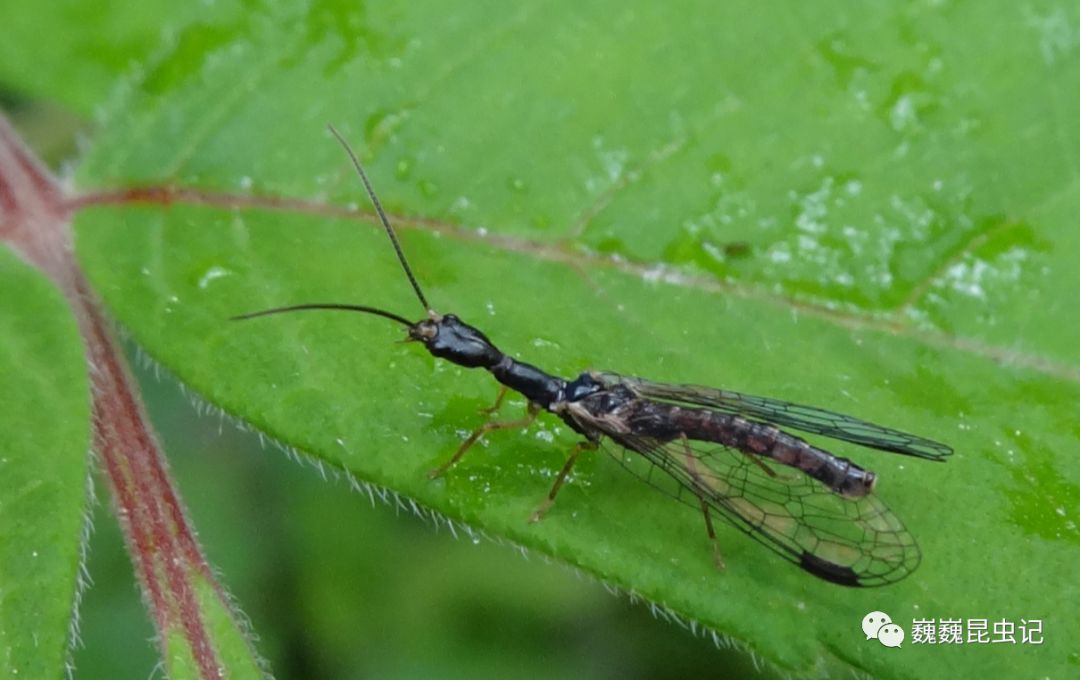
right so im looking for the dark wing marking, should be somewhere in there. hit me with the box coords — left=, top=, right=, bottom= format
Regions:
left=595, top=428, right=920, bottom=587
left=596, top=372, right=953, bottom=461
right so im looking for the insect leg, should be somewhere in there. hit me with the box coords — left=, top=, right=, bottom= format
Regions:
left=700, top=499, right=725, bottom=571
left=738, top=453, right=800, bottom=483
left=734, top=454, right=799, bottom=483
left=739, top=450, right=778, bottom=478
left=427, top=402, right=540, bottom=479
left=528, top=439, right=598, bottom=523
left=478, top=386, right=509, bottom=416
left=678, top=434, right=726, bottom=570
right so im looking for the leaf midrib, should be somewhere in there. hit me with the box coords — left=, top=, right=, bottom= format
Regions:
left=70, top=184, right=1080, bottom=385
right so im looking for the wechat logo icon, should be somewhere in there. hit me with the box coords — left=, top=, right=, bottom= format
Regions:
left=862, top=611, right=905, bottom=648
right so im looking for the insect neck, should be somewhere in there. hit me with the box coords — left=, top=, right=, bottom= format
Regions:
left=488, top=355, right=566, bottom=409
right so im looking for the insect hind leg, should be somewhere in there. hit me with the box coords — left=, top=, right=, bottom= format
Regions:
left=677, top=433, right=727, bottom=571
left=427, top=401, right=539, bottom=479
left=700, top=499, right=726, bottom=571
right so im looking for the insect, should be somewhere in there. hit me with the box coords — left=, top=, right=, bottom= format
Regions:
left=235, top=125, right=953, bottom=587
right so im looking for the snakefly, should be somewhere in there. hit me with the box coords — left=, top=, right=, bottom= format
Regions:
left=235, top=125, right=953, bottom=587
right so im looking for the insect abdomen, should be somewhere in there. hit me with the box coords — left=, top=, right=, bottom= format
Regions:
left=653, top=405, right=876, bottom=497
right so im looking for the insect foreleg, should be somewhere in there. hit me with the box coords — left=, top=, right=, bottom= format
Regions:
left=427, top=401, right=540, bottom=479
left=478, top=385, right=509, bottom=416
left=528, top=439, right=598, bottom=523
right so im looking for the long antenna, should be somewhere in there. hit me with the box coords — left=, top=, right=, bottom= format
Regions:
left=327, top=124, right=432, bottom=314
left=231, top=303, right=414, bottom=327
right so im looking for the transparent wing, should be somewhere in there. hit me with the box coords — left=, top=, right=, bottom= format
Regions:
left=597, top=372, right=953, bottom=461
left=598, top=429, right=920, bottom=587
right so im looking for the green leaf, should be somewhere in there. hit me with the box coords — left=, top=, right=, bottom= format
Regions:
left=0, top=0, right=236, bottom=114
left=0, top=249, right=90, bottom=678
left=67, top=0, right=1079, bottom=677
